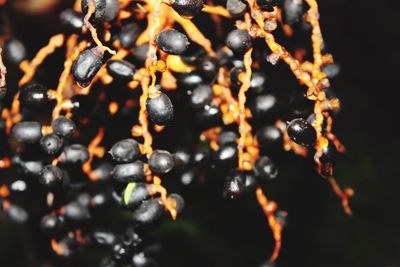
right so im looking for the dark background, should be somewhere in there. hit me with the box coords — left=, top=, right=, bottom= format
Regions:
left=1, top=0, right=399, bottom=267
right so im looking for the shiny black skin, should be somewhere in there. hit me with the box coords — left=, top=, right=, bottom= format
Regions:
left=112, top=161, right=146, bottom=183
left=2, top=38, right=27, bottom=66
left=112, top=242, right=131, bottom=262
left=133, top=199, right=164, bottom=228
left=121, top=183, right=151, bottom=209
left=81, top=0, right=119, bottom=22
left=40, top=214, right=65, bottom=235
left=39, top=165, right=64, bottom=187
left=51, top=116, right=76, bottom=138
left=12, top=156, right=43, bottom=176
left=156, top=29, right=190, bottom=55
left=149, top=150, right=175, bottom=174
left=244, top=171, right=258, bottom=193
left=118, top=23, right=141, bottom=49
left=282, top=0, right=304, bottom=25
left=171, top=0, right=204, bottom=18
left=107, top=60, right=136, bottom=83
left=226, top=29, right=252, bottom=54
left=60, top=9, right=83, bottom=33
left=109, top=138, right=141, bottom=163
left=4, top=204, right=29, bottom=224
left=229, top=66, right=245, bottom=90
left=195, top=104, right=222, bottom=127
left=223, top=170, right=247, bottom=200
left=173, top=149, right=191, bottom=170
left=189, top=85, right=213, bottom=108
left=40, top=134, right=63, bottom=156
left=72, top=48, right=103, bottom=87
left=19, top=83, right=50, bottom=107
left=254, top=156, right=278, bottom=181
left=287, top=118, right=317, bottom=147
left=11, top=121, right=42, bottom=144
left=319, top=142, right=338, bottom=164
left=226, top=0, right=247, bottom=17
left=146, top=93, right=174, bottom=126
left=60, top=144, right=90, bottom=164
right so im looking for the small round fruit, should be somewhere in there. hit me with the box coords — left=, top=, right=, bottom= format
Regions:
left=223, top=170, right=246, bottom=200
left=254, top=156, right=278, bottom=180
left=12, top=121, right=42, bottom=144
left=171, top=0, right=204, bottom=18
left=109, top=139, right=141, bottom=163
left=40, top=134, right=63, bottom=156
left=149, top=150, right=175, bottom=174
left=39, top=165, right=64, bottom=188
left=226, top=29, right=252, bottom=54
left=156, top=29, right=190, bottom=55
left=287, top=118, right=317, bottom=147
left=51, top=116, right=76, bottom=138
left=146, top=93, right=174, bottom=125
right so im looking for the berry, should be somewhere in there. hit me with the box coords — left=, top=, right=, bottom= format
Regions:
left=146, top=93, right=174, bottom=126
left=112, top=161, right=146, bottom=183
left=40, top=134, right=63, bottom=156
left=107, top=60, right=136, bottom=83
left=287, top=118, right=317, bottom=147
left=60, top=144, right=90, bottom=164
left=226, top=29, right=252, bottom=54
left=214, top=143, right=238, bottom=168
left=226, top=0, right=247, bottom=18
left=91, top=231, right=117, bottom=247
left=256, top=0, right=281, bottom=11
left=19, top=83, right=50, bottom=107
left=149, top=150, right=175, bottom=174
left=109, top=139, right=141, bottom=163
left=11, top=121, right=42, bottom=143
left=72, top=47, right=103, bottom=87
left=133, top=199, right=164, bottom=228
left=319, top=142, right=338, bottom=164
left=118, top=23, right=141, bottom=49
left=250, top=94, right=278, bottom=118
left=254, top=156, right=278, bottom=180
left=218, top=131, right=239, bottom=146
left=121, top=183, right=151, bottom=209
left=156, top=29, right=190, bottom=55
left=2, top=38, right=27, bottom=66
left=168, top=193, right=185, bottom=214
left=51, top=116, right=76, bottom=138
left=60, top=9, right=83, bottom=33
left=282, top=0, right=303, bottom=25
left=39, top=165, right=64, bottom=187
left=177, top=73, right=204, bottom=92
left=132, top=253, right=158, bottom=267
left=189, top=85, right=213, bottom=108
left=64, top=202, right=91, bottom=222
left=40, top=214, right=65, bottom=234
left=256, top=126, right=282, bottom=151
left=171, top=0, right=204, bottom=18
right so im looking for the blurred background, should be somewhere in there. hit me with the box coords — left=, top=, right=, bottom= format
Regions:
left=1, top=0, right=399, bottom=266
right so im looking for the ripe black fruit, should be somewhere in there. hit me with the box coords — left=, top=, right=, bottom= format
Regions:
left=60, top=144, right=90, bottom=164
left=107, top=60, right=136, bottom=83
left=226, top=0, right=247, bottom=17
left=189, top=85, right=213, bottom=108
left=39, top=165, right=64, bottom=187
left=121, top=183, right=150, bottom=209
left=40, top=134, right=63, bottom=156
left=254, top=156, right=278, bottom=180
left=146, top=93, right=174, bottom=125
left=112, top=161, right=146, bottom=183
left=287, top=118, right=317, bottom=147
left=12, top=121, right=42, bottom=144
left=19, top=83, right=50, bottom=107
left=156, top=29, right=190, bottom=55
left=171, top=0, right=204, bottom=18
left=51, top=116, right=76, bottom=138
left=109, top=139, right=141, bottom=163
left=60, top=9, right=83, bottom=33
left=72, top=47, right=103, bottom=87
left=81, top=0, right=120, bottom=22
left=133, top=199, right=164, bottom=228
left=118, top=23, right=141, bottom=49
left=149, top=150, right=175, bottom=174
left=226, top=29, right=252, bottom=54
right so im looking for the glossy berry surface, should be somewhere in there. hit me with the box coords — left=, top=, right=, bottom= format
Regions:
left=223, top=170, right=247, bottom=200
left=19, top=83, right=50, bottom=107
left=226, top=29, right=252, bottom=54
left=287, top=118, right=317, bottom=147
left=146, top=93, right=174, bottom=125
left=149, top=150, right=175, bottom=174
left=171, top=0, right=204, bottom=18
left=109, top=139, right=141, bottom=163
left=72, top=48, right=103, bottom=86
left=156, top=29, right=190, bottom=55
left=51, top=116, right=76, bottom=138
left=11, top=121, right=42, bottom=143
